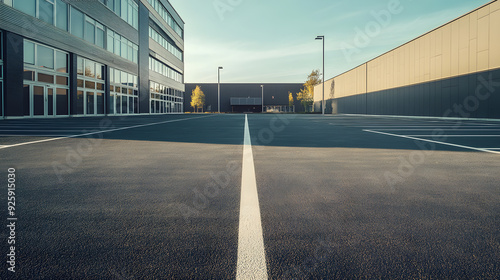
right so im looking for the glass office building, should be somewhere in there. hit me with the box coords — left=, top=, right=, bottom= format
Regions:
left=0, top=0, right=184, bottom=118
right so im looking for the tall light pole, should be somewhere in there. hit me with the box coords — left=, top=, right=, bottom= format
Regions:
left=261, top=85, right=264, bottom=113
left=218, top=66, right=223, bottom=113
left=315, top=36, right=325, bottom=115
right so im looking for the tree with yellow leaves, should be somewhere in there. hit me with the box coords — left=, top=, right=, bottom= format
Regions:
left=190, top=86, right=205, bottom=113
left=296, top=70, right=321, bottom=112
left=288, top=92, right=294, bottom=108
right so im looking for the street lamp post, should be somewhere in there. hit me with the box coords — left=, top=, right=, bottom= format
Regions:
left=261, top=85, right=264, bottom=113
left=218, top=67, right=223, bottom=113
left=315, top=36, right=325, bottom=115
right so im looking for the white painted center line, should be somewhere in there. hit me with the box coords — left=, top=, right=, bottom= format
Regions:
left=236, top=114, right=268, bottom=280
left=363, top=129, right=500, bottom=155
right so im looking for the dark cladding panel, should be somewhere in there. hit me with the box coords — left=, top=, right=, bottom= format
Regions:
left=138, top=2, right=151, bottom=114
left=3, top=31, right=23, bottom=117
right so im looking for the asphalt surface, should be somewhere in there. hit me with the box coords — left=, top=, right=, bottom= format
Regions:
left=0, top=114, right=499, bottom=279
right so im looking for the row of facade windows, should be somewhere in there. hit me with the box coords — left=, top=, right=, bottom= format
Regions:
left=149, top=27, right=183, bottom=61
left=2, top=0, right=138, bottom=64
left=107, top=30, right=139, bottom=64
left=150, top=81, right=183, bottom=114
left=15, top=40, right=183, bottom=117
left=146, top=0, right=183, bottom=38
left=99, top=0, right=139, bottom=29
left=109, top=68, right=139, bottom=115
left=149, top=56, right=183, bottom=83
left=23, top=40, right=70, bottom=117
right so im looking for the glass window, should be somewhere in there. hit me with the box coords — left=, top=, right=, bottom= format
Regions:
left=39, top=0, right=54, bottom=25
left=87, top=92, right=94, bottom=114
left=95, top=64, right=103, bottom=80
left=38, top=73, right=54, bottom=83
left=56, top=88, right=68, bottom=115
left=107, top=0, right=114, bottom=10
left=56, top=0, right=68, bottom=30
left=97, top=92, right=104, bottom=114
left=55, top=51, right=67, bottom=73
left=76, top=90, right=84, bottom=114
left=110, top=69, right=114, bottom=83
left=56, top=76, right=68, bottom=86
left=121, top=40, right=127, bottom=58
left=114, top=36, right=121, bottom=56
left=96, top=25, right=105, bottom=48
left=85, top=81, right=95, bottom=89
left=121, top=0, right=128, bottom=21
left=70, top=7, right=84, bottom=39
left=77, top=57, right=84, bottom=75
left=23, top=70, right=35, bottom=81
left=24, top=41, right=35, bottom=65
left=121, top=72, right=127, bottom=86
left=85, top=61, right=95, bottom=78
left=114, top=70, right=120, bottom=84
left=84, top=19, right=95, bottom=44
left=14, top=0, right=36, bottom=17
left=37, top=45, right=54, bottom=69
left=121, top=95, right=127, bottom=114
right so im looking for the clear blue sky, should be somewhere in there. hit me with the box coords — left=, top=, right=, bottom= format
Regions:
left=168, top=0, right=492, bottom=83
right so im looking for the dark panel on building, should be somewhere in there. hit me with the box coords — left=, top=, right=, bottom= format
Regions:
left=330, top=68, right=500, bottom=119
left=138, top=2, right=150, bottom=114
left=3, top=31, right=23, bottom=117
left=69, top=53, right=78, bottom=116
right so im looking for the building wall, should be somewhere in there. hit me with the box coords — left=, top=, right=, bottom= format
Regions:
left=0, top=0, right=185, bottom=119
left=315, top=0, right=500, bottom=118
left=184, top=83, right=304, bottom=113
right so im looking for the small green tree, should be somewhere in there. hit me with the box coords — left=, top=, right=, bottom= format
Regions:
left=190, top=86, right=205, bottom=112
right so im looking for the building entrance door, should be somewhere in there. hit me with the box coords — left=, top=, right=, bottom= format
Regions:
left=31, top=85, right=55, bottom=117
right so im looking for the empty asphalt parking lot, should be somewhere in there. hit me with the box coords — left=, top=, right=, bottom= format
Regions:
left=1, top=114, right=499, bottom=279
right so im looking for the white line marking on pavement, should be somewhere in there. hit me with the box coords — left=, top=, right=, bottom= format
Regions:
left=405, top=135, right=500, bottom=137
left=363, top=129, right=500, bottom=155
left=236, top=114, right=268, bottom=280
left=375, top=129, right=500, bottom=131
left=0, top=115, right=215, bottom=150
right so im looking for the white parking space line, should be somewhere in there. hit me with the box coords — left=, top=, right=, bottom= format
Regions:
left=236, top=114, right=268, bottom=280
left=374, top=129, right=500, bottom=131
left=363, top=129, right=500, bottom=155
left=405, top=135, right=500, bottom=137
left=0, top=115, right=215, bottom=150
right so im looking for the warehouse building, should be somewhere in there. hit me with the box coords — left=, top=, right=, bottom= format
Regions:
left=184, top=83, right=304, bottom=113
left=314, top=0, right=500, bottom=119
left=0, top=0, right=184, bottom=119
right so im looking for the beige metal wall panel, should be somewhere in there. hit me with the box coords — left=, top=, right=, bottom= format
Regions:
left=451, top=21, right=460, bottom=77
left=492, top=0, right=500, bottom=11
left=477, top=16, right=490, bottom=52
left=470, top=38, right=478, bottom=72
left=490, top=9, right=500, bottom=68
left=478, top=5, right=490, bottom=18
left=442, top=25, right=452, bottom=78
left=477, top=50, right=489, bottom=71
left=459, top=16, right=470, bottom=49
left=470, top=11, right=478, bottom=39
left=459, top=48, right=470, bottom=75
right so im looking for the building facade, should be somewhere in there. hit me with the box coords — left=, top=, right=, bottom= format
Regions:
left=315, top=0, right=500, bottom=119
left=184, top=83, right=304, bottom=113
left=0, top=0, right=184, bottom=119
